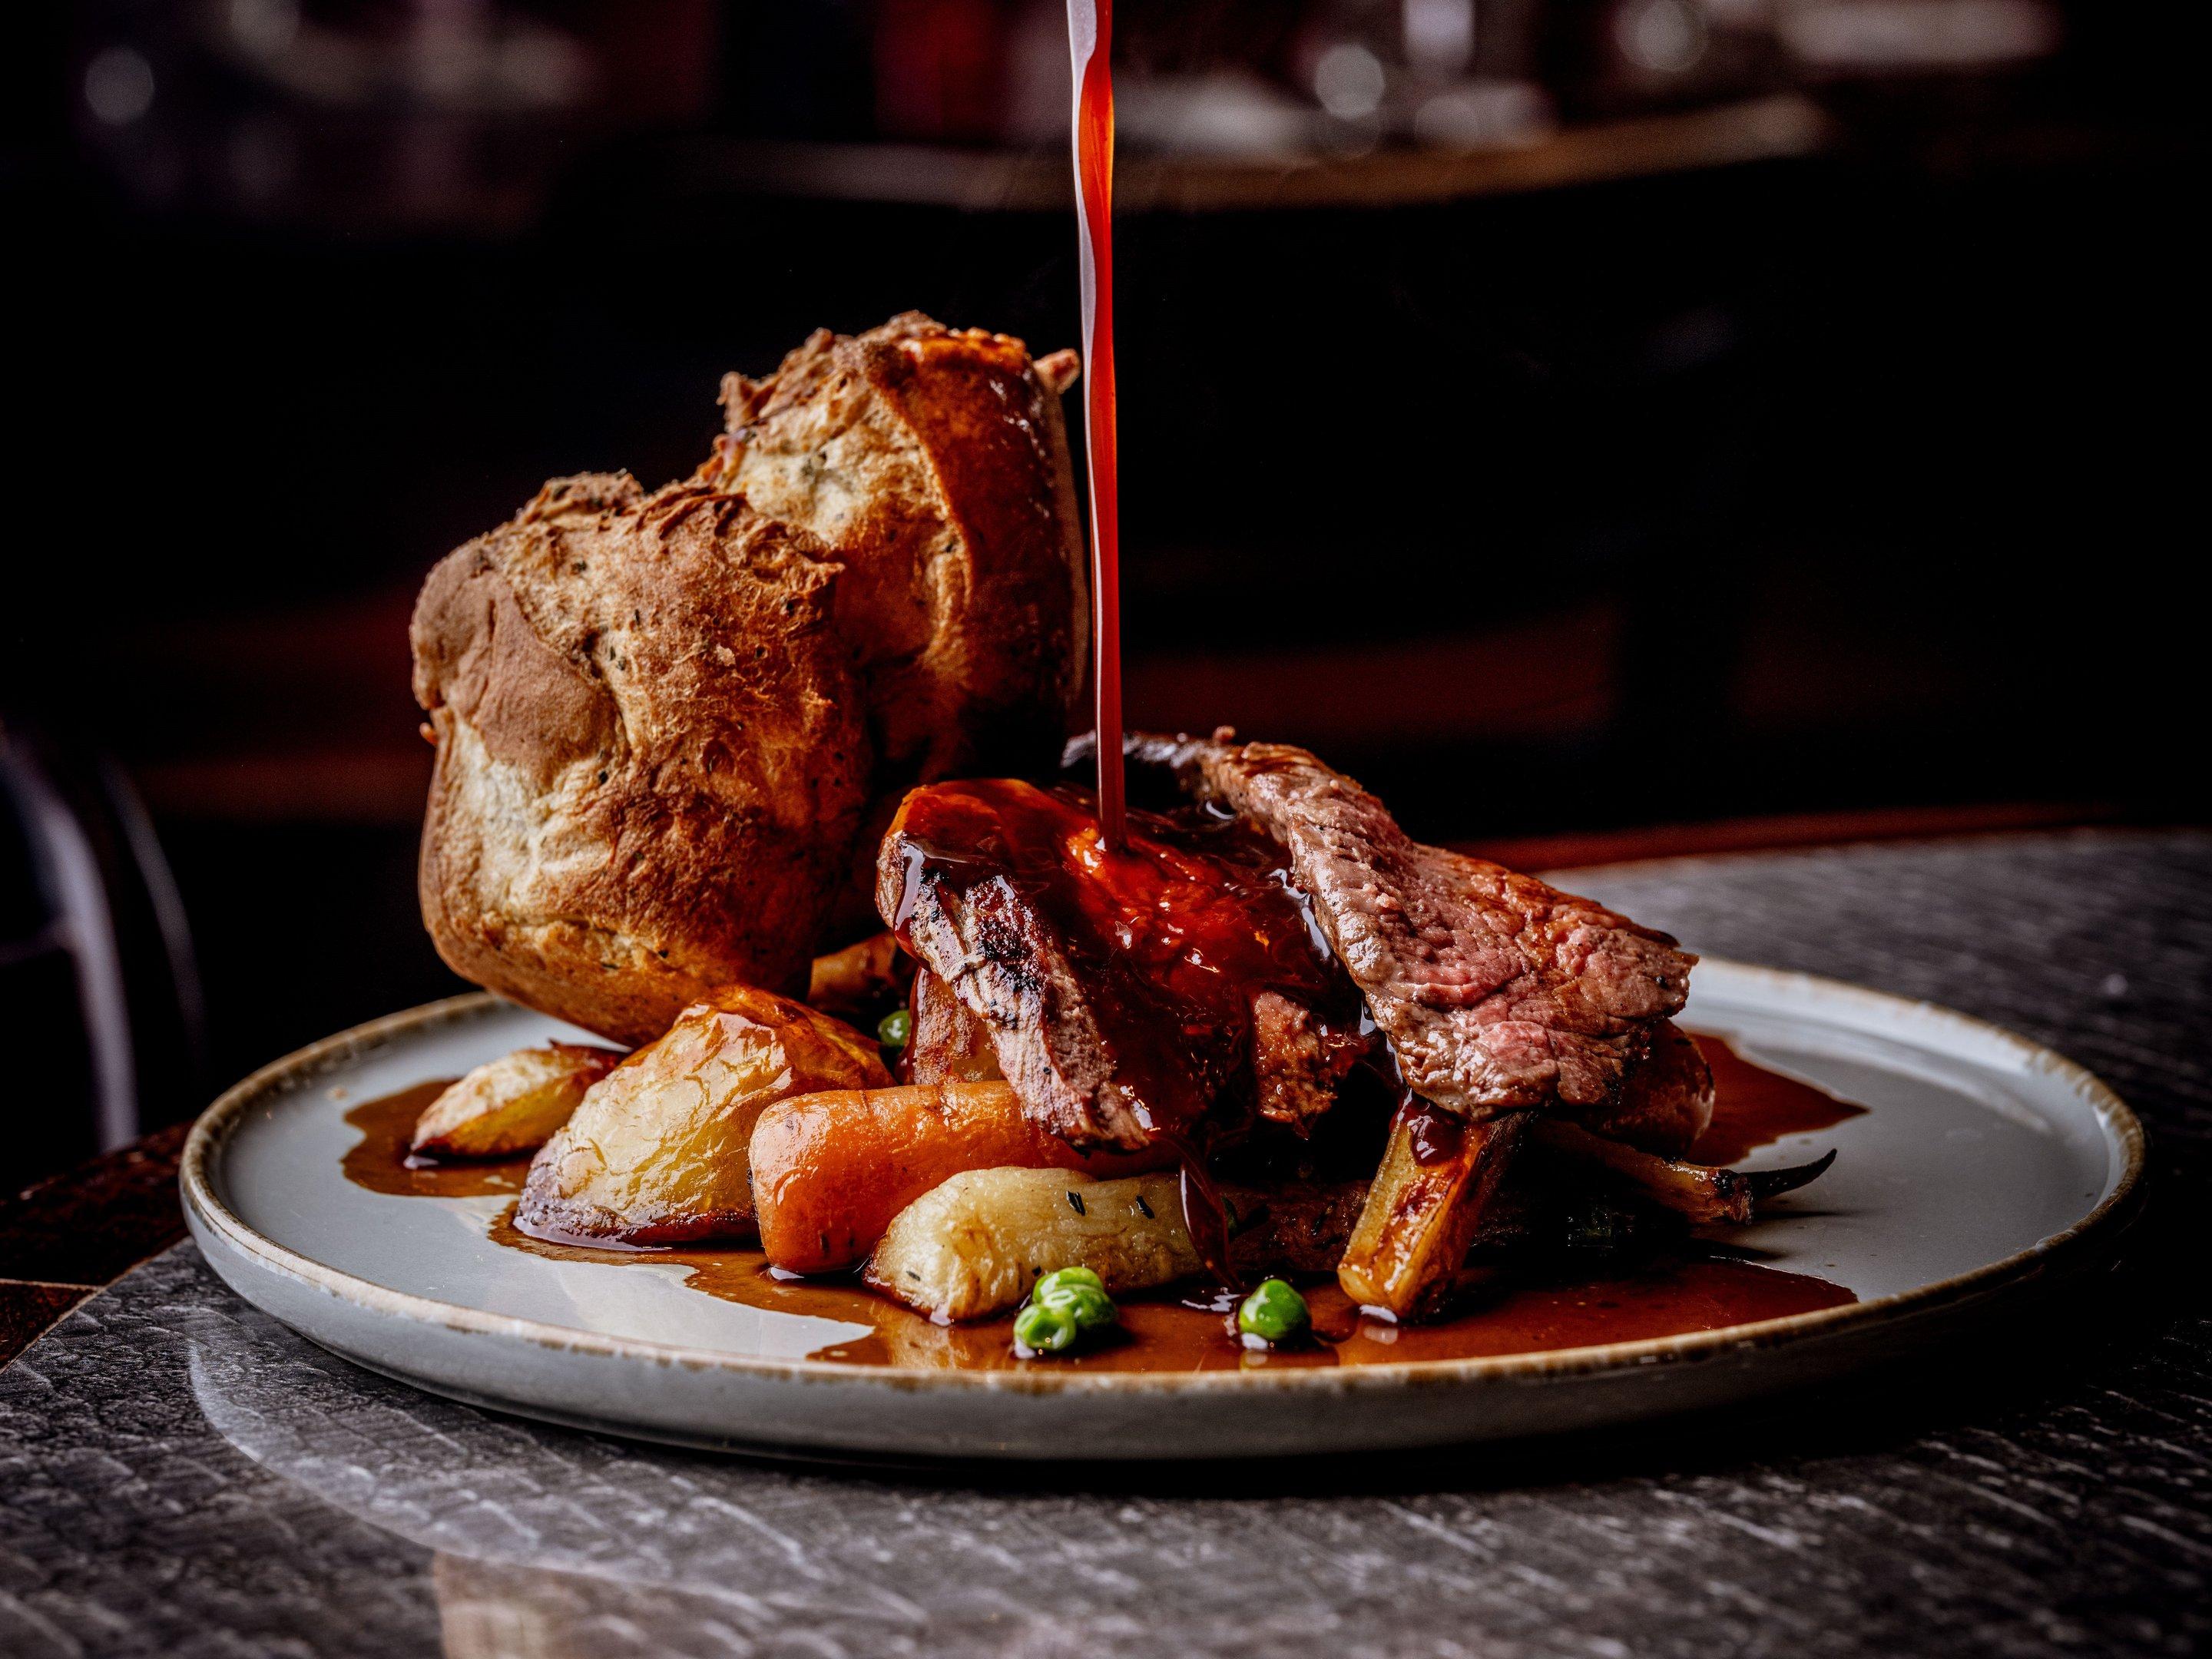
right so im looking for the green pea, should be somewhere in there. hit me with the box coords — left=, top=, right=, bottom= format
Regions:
left=1034, top=1267, right=1116, bottom=1332
left=877, top=1008, right=912, bottom=1050
left=1014, top=1300, right=1078, bottom=1356
left=1034, top=1266, right=1104, bottom=1300
left=1237, top=1279, right=1310, bottom=1345
left=1043, top=1283, right=1115, bottom=1330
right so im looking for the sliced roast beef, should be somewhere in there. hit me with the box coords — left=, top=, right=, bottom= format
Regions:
left=906, top=967, right=1003, bottom=1086
left=877, top=777, right=1367, bottom=1151
left=1121, top=733, right=1695, bottom=1119
left=892, top=843, right=1139, bottom=1145
left=1250, top=988, right=1370, bottom=1130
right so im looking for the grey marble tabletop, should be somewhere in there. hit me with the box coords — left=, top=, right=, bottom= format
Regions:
left=3, top=830, right=2207, bottom=1659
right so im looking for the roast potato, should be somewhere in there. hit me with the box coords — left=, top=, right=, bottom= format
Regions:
left=866, top=1167, right=1197, bottom=1321
left=515, top=985, right=887, bottom=1245
left=409, top=1042, right=624, bottom=1159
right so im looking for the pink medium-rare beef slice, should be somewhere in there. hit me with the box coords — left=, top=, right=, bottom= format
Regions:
left=1164, top=737, right=1695, bottom=1118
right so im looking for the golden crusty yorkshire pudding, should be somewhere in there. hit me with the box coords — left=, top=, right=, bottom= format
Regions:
left=412, top=314, right=1086, bottom=1045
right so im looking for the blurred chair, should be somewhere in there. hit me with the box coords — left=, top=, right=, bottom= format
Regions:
left=0, top=727, right=204, bottom=1190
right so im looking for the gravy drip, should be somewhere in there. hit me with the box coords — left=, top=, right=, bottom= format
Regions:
left=1407, top=1097, right=1468, bottom=1166
left=1690, top=1039, right=1866, bottom=1166
left=342, top=1082, right=525, bottom=1199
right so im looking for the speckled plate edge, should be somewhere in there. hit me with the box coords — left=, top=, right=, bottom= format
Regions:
left=178, top=963, right=2147, bottom=1459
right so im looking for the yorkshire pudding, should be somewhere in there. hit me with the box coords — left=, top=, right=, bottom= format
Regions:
left=412, top=314, right=1086, bottom=1044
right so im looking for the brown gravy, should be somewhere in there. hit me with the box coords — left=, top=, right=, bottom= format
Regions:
left=341, top=1082, right=526, bottom=1199
left=1690, top=1039, right=1866, bottom=1167
left=344, top=1037, right=1861, bottom=1369
left=482, top=1206, right=1849, bottom=1371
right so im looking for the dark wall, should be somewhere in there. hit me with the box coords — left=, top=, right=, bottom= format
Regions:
left=18, top=132, right=2198, bottom=809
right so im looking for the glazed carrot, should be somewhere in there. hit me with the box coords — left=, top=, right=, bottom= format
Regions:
left=750, top=1081, right=1174, bottom=1274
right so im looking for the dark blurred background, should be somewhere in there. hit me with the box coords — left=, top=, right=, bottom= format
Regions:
left=2, top=0, right=2202, bottom=1188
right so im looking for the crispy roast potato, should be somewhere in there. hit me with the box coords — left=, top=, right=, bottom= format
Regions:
left=866, top=1167, right=1197, bottom=1321
left=409, top=1043, right=624, bottom=1159
left=515, top=985, right=887, bottom=1244
left=1337, top=1104, right=1528, bottom=1320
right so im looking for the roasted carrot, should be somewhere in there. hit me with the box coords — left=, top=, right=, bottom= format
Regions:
left=750, top=1081, right=1174, bottom=1273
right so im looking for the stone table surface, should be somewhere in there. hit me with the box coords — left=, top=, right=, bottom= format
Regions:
left=2, top=830, right=2207, bottom=1659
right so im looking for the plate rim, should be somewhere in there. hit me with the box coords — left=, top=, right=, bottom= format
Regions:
left=180, top=962, right=2147, bottom=1399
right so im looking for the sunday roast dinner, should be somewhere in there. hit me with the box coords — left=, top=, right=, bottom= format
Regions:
left=397, top=312, right=1832, bottom=1355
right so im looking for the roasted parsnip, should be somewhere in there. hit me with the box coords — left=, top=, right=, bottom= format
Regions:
left=866, top=1167, right=1197, bottom=1321
left=862, top=1164, right=1374, bottom=1321
left=1337, top=1101, right=1528, bottom=1320
left=1532, top=1119, right=1836, bottom=1224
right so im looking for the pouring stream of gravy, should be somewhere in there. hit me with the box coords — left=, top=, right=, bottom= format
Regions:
left=1069, top=0, right=1124, bottom=850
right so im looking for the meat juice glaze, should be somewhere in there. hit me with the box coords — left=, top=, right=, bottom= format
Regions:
left=886, top=777, right=1372, bottom=1269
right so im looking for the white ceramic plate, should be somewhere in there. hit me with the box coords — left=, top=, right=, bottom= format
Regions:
left=180, top=962, right=2142, bottom=1462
